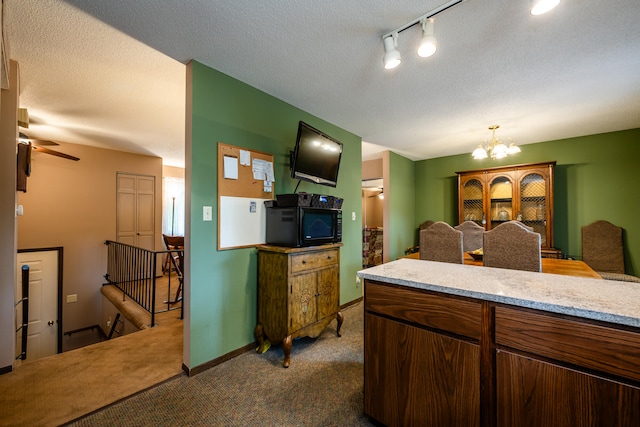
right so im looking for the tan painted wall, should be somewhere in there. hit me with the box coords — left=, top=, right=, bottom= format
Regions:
left=362, top=189, right=384, bottom=228
left=362, top=158, right=382, bottom=180
left=163, top=165, right=185, bottom=179
left=0, top=60, right=19, bottom=370
left=16, top=143, right=163, bottom=346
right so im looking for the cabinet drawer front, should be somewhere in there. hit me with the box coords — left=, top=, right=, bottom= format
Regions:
left=495, top=307, right=640, bottom=382
left=365, top=281, right=482, bottom=340
left=291, top=249, right=339, bottom=273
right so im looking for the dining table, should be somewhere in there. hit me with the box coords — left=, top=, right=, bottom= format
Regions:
left=403, top=251, right=602, bottom=279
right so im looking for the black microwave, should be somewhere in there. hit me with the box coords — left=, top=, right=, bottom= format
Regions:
left=265, top=207, right=342, bottom=247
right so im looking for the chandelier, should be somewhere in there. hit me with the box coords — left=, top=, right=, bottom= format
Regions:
left=472, top=125, right=520, bottom=160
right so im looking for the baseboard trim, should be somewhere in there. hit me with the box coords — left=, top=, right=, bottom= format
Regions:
left=341, top=296, right=363, bottom=310
left=0, top=364, right=13, bottom=375
left=184, top=342, right=255, bottom=377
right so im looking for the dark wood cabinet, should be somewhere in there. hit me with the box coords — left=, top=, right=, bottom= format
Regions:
left=365, top=314, right=481, bottom=427
left=255, top=244, right=343, bottom=367
left=363, top=279, right=640, bottom=426
left=457, top=161, right=559, bottom=255
left=364, top=282, right=481, bottom=426
left=496, top=351, right=640, bottom=426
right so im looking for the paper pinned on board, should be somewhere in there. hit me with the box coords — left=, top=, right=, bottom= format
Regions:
left=252, top=158, right=275, bottom=184
left=239, top=150, right=251, bottom=166
left=223, top=155, right=238, bottom=179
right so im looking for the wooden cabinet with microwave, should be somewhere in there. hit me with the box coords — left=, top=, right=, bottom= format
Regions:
left=255, top=243, right=343, bottom=367
left=456, top=161, right=560, bottom=257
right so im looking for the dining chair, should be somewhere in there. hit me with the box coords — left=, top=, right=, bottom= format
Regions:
left=420, top=221, right=464, bottom=264
left=406, top=220, right=436, bottom=255
left=162, top=234, right=184, bottom=304
left=454, top=220, right=484, bottom=252
left=483, top=221, right=542, bottom=272
left=581, top=220, right=640, bottom=282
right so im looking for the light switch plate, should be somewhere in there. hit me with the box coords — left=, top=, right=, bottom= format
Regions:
left=203, top=206, right=213, bottom=221
left=352, top=211, right=356, bottom=221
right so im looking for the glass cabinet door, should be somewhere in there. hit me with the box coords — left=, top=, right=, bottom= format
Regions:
left=519, top=173, right=547, bottom=246
left=462, top=178, right=484, bottom=227
left=489, top=175, right=513, bottom=229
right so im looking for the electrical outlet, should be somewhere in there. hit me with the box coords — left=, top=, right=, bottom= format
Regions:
left=355, top=276, right=361, bottom=287
left=106, top=317, right=111, bottom=328
left=352, top=211, right=356, bottom=221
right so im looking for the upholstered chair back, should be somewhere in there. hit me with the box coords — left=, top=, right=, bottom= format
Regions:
left=454, top=220, right=484, bottom=252
left=582, top=220, right=625, bottom=273
left=581, top=220, right=640, bottom=282
left=420, top=221, right=464, bottom=264
left=483, top=221, right=541, bottom=272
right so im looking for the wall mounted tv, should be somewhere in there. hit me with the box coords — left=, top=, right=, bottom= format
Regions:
left=290, top=121, right=343, bottom=188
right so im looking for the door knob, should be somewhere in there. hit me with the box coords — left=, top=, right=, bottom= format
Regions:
left=47, top=320, right=55, bottom=326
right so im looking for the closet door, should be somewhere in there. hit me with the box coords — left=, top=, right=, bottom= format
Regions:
left=116, top=173, right=155, bottom=250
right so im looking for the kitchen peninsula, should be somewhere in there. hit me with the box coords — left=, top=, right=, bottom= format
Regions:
left=358, top=258, right=640, bottom=427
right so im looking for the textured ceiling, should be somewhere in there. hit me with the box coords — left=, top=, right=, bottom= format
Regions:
left=5, top=0, right=640, bottom=168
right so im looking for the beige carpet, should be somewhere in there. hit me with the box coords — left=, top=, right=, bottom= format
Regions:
left=0, top=310, right=183, bottom=427
left=68, top=302, right=371, bottom=427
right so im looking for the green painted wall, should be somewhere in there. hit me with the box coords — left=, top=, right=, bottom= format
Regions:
left=187, top=61, right=362, bottom=369
left=414, top=128, right=640, bottom=275
left=387, top=152, right=416, bottom=260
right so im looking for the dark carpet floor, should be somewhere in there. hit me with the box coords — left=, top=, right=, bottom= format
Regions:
left=67, top=301, right=373, bottom=426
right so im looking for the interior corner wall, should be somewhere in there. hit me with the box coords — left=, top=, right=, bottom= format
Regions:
left=413, top=128, right=640, bottom=275
left=0, top=60, right=19, bottom=371
left=186, top=60, right=362, bottom=369
left=16, top=143, right=163, bottom=344
left=383, top=151, right=415, bottom=261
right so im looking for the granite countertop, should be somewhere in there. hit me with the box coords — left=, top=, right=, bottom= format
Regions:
left=357, top=258, right=640, bottom=328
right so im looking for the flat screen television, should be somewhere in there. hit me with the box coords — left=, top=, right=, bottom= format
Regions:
left=290, top=121, right=343, bottom=188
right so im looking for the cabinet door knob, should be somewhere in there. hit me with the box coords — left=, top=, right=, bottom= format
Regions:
left=302, top=260, right=306, bottom=264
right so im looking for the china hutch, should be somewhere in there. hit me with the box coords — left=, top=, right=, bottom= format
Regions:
left=456, top=161, right=561, bottom=258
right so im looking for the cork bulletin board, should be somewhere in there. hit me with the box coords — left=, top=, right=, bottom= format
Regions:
left=217, top=142, right=274, bottom=250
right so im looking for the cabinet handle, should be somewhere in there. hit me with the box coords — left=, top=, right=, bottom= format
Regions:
left=315, top=293, right=320, bottom=297
left=302, top=260, right=306, bottom=264
left=327, top=256, right=332, bottom=259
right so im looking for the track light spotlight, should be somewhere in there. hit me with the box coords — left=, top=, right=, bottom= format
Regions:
left=383, top=34, right=401, bottom=69
left=530, top=0, right=560, bottom=15
left=380, top=0, right=465, bottom=69
left=417, top=19, right=437, bottom=58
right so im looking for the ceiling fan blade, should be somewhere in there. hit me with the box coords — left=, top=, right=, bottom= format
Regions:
left=29, top=139, right=59, bottom=146
left=19, top=132, right=59, bottom=146
left=32, top=145, right=80, bottom=161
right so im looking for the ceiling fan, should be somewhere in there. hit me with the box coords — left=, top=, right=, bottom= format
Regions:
left=19, top=132, right=80, bottom=161
left=364, top=187, right=384, bottom=199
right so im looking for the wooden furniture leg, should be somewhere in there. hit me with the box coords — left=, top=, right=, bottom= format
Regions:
left=254, top=324, right=264, bottom=353
left=282, top=335, right=293, bottom=368
left=336, top=311, right=344, bottom=337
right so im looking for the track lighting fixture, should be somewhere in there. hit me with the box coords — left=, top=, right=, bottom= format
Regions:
left=382, top=0, right=561, bottom=69
left=381, top=0, right=465, bottom=70
left=530, top=0, right=560, bottom=15
left=417, top=19, right=437, bottom=58
left=383, top=33, right=401, bottom=69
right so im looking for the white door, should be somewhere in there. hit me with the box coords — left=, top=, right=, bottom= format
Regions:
left=16, top=250, right=59, bottom=362
left=116, top=173, right=155, bottom=250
